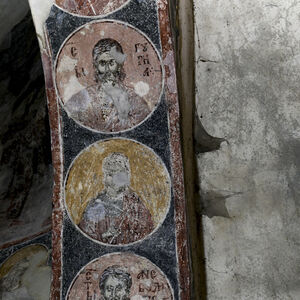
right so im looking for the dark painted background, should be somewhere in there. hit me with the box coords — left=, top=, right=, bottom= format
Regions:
left=46, top=1, right=180, bottom=299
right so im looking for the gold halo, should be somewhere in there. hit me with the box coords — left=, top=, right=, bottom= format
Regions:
left=65, top=138, right=171, bottom=230
left=0, top=244, right=48, bottom=279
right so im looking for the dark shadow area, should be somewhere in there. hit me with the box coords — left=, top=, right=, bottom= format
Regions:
left=0, top=12, right=53, bottom=247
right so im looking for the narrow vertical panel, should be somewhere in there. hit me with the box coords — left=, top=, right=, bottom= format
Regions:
left=29, top=0, right=191, bottom=299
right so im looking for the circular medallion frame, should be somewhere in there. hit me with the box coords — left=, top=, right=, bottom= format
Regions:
left=64, top=138, right=171, bottom=246
left=55, top=0, right=131, bottom=18
left=66, top=252, right=174, bottom=300
left=55, top=20, right=164, bottom=134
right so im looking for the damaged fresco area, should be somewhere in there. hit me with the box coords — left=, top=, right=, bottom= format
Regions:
left=67, top=253, right=174, bottom=299
left=55, top=20, right=163, bottom=133
left=0, top=244, right=51, bottom=299
left=55, top=0, right=130, bottom=17
left=65, top=138, right=171, bottom=245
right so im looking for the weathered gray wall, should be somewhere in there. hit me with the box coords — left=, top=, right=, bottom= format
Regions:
left=195, top=0, right=300, bottom=299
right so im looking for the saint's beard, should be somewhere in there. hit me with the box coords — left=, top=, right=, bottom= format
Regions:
left=97, top=71, right=121, bottom=85
left=103, top=295, right=129, bottom=300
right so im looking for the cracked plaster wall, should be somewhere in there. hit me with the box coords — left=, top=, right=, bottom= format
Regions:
left=195, top=0, right=300, bottom=299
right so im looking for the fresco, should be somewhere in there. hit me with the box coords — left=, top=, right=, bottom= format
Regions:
left=55, top=20, right=163, bottom=133
left=55, top=0, right=130, bottom=17
left=27, top=0, right=191, bottom=297
left=64, top=138, right=171, bottom=245
left=0, top=244, right=51, bottom=299
left=67, top=252, right=174, bottom=299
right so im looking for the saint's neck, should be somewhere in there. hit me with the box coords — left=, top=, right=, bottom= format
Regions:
left=105, top=187, right=128, bottom=200
left=97, top=78, right=123, bottom=88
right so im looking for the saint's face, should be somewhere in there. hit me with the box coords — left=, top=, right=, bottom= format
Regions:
left=95, top=52, right=119, bottom=83
left=103, top=168, right=130, bottom=195
left=103, top=275, right=128, bottom=300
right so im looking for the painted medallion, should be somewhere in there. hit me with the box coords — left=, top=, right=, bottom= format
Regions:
left=67, top=253, right=174, bottom=299
left=55, top=0, right=130, bottom=17
left=55, top=21, right=163, bottom=133
left=0, top=244, right=51, bottom=299
left=65, top=139, right=171, bottom=245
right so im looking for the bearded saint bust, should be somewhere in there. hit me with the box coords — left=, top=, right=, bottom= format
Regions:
left=65, top=38, right=150, bottom=132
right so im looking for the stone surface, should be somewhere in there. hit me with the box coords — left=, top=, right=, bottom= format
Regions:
left=195, top=0, right=300, bottom=299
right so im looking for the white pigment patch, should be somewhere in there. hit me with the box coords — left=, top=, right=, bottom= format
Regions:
left=78, top=182, right=83, bottom=190
left=58, top=55, right=78, bottom=72
left=134, top=81, right=150, bottom=97
left=63, top=76, right=85, bottom=103
left=94, top=144, right=105, bottom=153
left=109, top=46, right=126, bottom=64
